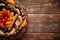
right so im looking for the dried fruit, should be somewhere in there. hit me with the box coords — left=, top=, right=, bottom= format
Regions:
left=5, top=17, right=8, bottom=20
left=0, top=8, right=14, bottom=28
left=20, top=19, right=27, bottom=27
left=2, top=19, right=6, bottom=25
left=6, top=21, right=12, bottom=25
left=1, top=23, right=4, bottom=28
left=7, top=0, right=15, bottom=5
left=8, top=17, right=14, bottom=21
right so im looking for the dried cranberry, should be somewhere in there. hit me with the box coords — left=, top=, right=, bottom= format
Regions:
left=5, top=17, right=8, bottom=20
left=2, top=19, right=6, bottom=24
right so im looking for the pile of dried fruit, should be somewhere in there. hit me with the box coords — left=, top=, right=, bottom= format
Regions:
left=0, top=8, right=14, bottom=29
left=0, top=0, right=27, bottom=38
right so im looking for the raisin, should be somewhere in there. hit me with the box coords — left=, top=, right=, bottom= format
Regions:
left=3, top=27, right=10, bottom=33
left=5, top=5, right=11, bottom=10
left=0, top=6, right=5, bottom=11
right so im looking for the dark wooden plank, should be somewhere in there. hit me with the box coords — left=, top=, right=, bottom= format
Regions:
left=19, top=33, right=54, bottom=40
left=27, top=14, right=60, bottom=33
left=16, top=0, right=60, bottom=14
left=17, top=0, right=60, bottom=14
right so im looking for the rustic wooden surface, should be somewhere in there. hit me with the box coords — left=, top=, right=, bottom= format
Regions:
left=16, top=0, right=60, bottom=40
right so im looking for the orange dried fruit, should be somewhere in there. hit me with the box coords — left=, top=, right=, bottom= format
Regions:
left=9, top=12, right=14, bottom=17
left=0, top=23, right=5, bottom=28
left=20, top=19, right=27, bottom=27
left=8, top=17, right=14, bottom=21
left=7, top=0, right=15, bottom=5
left=6, top=21, right=12, bottom=25
left=2, top=8, right=7, bottom=14
left=0, top=14, right=4, bottom=19
left=0, top=8, right=15, bottom=28
left=10, top=12, right=14, bottom=17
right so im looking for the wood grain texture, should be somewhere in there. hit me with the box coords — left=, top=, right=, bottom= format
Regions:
left=16, top=0, right=60, bottom=40
left=27, top=14, right=60, bottom=33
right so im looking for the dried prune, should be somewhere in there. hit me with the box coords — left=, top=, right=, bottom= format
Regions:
left=0, top=6, right=5, bottom=11
left=3, top=27, right=10, bottom=33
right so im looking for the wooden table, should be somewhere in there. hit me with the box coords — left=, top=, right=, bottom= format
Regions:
left=17, top=0, right=60, bottom=40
